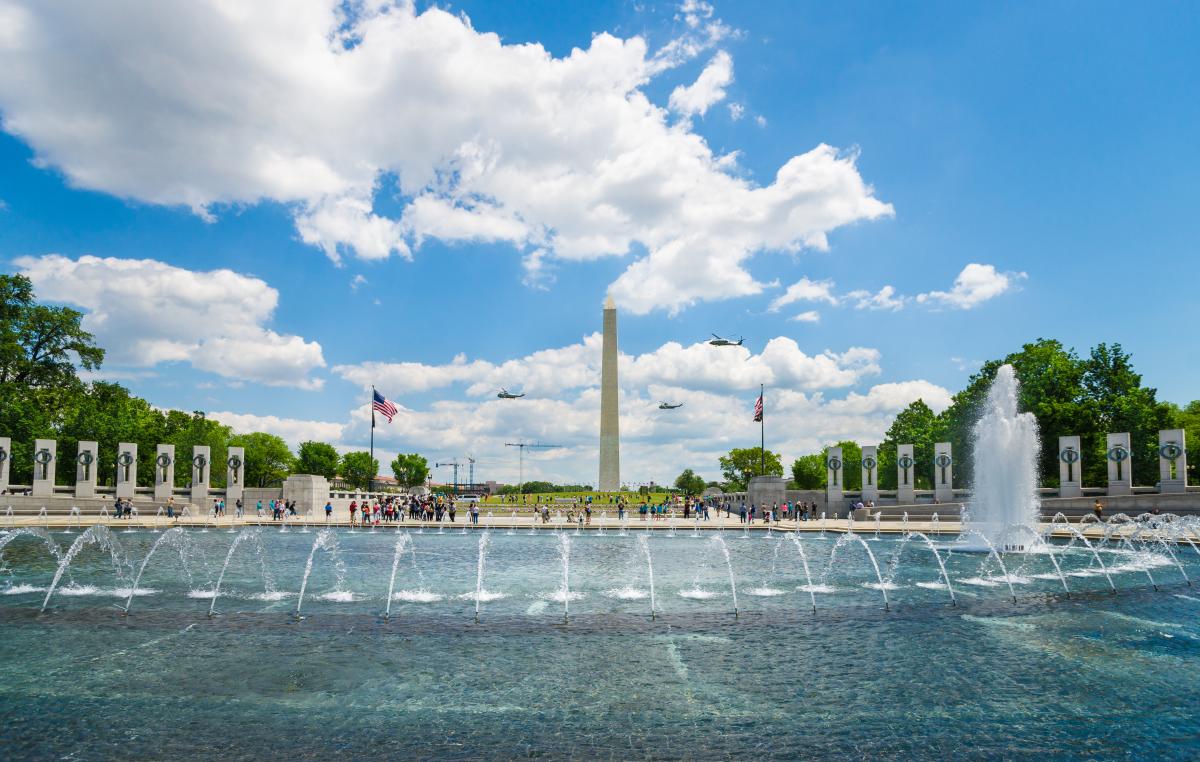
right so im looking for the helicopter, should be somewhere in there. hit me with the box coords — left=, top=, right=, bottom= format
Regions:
left=658, top=402, right=683, bottom=410
left=708, top=334, right=745, bottom=347
left=497, top=388, right=526, bottom=399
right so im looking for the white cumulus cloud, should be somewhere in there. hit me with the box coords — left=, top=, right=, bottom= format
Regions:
left=0, top=1, right=891, bottom=314
left=916, top=263, right=1026, bottom=309
left=669, top=50, right=733, bottom=117
left=769, top=276, right=838, bottom=311
left=15, top=254, right=326, bottom=389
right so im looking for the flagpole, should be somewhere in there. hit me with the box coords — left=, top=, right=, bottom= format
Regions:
left=370, top=386, right=376, bottom=493
left=760, top=383, right=765, bottom=475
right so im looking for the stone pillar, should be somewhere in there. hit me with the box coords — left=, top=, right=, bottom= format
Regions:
left=226, top=446, right=245, bottom=502
left=897, top=444, right=916, bottom=504
left=934, top=442, right=954, bottom=502
left=860, top=445, right=879, bottom=503
left=283, top=474, right=330, bottom=517
left=1106, top=432, right=1132, bottom=496
left=32, top=438, right=57, bottom=497
left=1158, top=429, right=1187, bottom=494
left=1058, top=435, right=1082, bottom=498
left=154, top=444, right=175, bottom=502
left=0, top=436, right=10, bottom=494
left=825, top=446, right=844, bottom=506
left=75, top=441, right=98, bottom=499
left=113, top=443, right=137, bottom=499
left=191, top=445, right=211, bottom=506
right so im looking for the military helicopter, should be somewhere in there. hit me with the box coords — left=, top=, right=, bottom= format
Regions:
left=658, top=401, right=683, bottom=410
left=497, top=388, right=526, bottom=399
left=708, top=334, right=745, bottom=347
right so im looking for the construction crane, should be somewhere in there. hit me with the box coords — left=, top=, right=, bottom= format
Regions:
left=467, top=456, right=476, bottom=491
left=435, top=459, right=461, bottom=495
left=504, top=442, right=561, bottom=500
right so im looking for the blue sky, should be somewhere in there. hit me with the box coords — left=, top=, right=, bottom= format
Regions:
left=1, top=1, right=1196, bottom=486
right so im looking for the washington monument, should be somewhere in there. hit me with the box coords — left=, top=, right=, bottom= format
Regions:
left=599, top=295, right=620, bottom=491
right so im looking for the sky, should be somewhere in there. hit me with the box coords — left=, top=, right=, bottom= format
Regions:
left=1, top=0, right=1197, bottom=488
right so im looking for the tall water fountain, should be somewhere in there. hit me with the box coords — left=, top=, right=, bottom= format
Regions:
left=965, top=364, right=1041, bottom=551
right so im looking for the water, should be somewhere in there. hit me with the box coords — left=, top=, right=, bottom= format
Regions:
left=4, top=528, right=1200, bottom=757
left=966, top=364, right=1041, bottom=550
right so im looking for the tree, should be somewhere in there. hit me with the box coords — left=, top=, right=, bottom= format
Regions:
left=878, top=400, right=940, bottom=490
left=791, top=453, right=826, bottom=489
left=718, top=447, right=783, bottom=491
left=0, top=274, right=104, bottom=389
left=391, top=452, right=430, bottom=489
left=228, top=432, right=293, bottom=487
left=674, top=468, right=706, bottom=495
left=164, top=410, right=231, bottom=488
left=1079, top=343, right=1175, bottom=486
left=936, top=339, right=1085, bottom=487
left=295, top=441, right=340, bottom=479
left=833, top=440, right=862, bottom=491
left=339, top=451, right=378, bottom=490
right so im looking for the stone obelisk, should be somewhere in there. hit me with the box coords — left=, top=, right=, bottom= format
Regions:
left=599, top=295, right=620, bottom=491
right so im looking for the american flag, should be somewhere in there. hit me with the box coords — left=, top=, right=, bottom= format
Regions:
left=753, top=392, right=763, bottom=422
left=372, top=389, right=398, bottom=424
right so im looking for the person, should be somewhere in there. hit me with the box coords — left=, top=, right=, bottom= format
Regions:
left=617, top=502, right=625, bottom=521
left=1093, top=499, right=1104, bottom=521
left=449, top=502, right=457, bottom=523
left=235, top=498, right=243, bottom=518
left=325, top=501, right=333, bottom=521
left=470, top=502, right=480, bottom=525
left=349, top=500, right=357, bottom=525
left=256, top=499, right=263, bottom=518
left=739, top=504, right=746, bottom=524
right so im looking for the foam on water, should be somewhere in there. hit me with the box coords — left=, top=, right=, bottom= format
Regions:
left=958, top=577, right=1001, bottom=587
left=457, top=590, right=507, bottom=602
left=798, top=584, right=835, bottom=594
left=2, top=584, right=46, bottom=595
left=57, top=584, right=157, bottom=597
left=745, top=586, right=786, bottom=597
left=316, top=591, right=356, bottom=602
left=544, top=590, right=585, bottom=602
left=392, top=590, right=444, bottom=603
left=915, top=581, right=948, bottom=590
left=679, top=588, right=720, bottom=599
left=604, top=586, right=648, bottom=600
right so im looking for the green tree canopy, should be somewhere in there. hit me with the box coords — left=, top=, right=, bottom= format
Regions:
left=791, top=453, right=826, bottom=489
left=718, top=447, right=783, bottom=491
left=295, top=441, right=340, bottom=479
left=673, top=468, right=706, bottom=495
left=340, top=451, right=378, bottom=490
left=0, top=274, right=104, bottom=389
left=229, top=432, right=293, bottom=487
left=878, top=399, right=940, bottom=490
left=390, top=452, right=430, bottom=488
